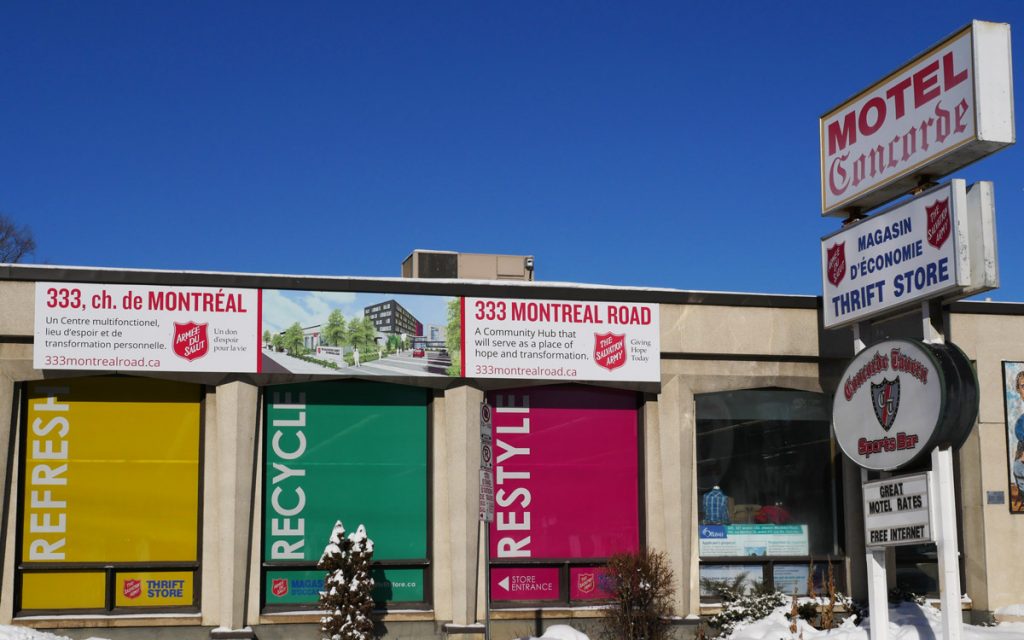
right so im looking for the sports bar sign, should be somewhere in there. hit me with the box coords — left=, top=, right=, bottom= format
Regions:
left=820, top=21, right=1013, bottom=216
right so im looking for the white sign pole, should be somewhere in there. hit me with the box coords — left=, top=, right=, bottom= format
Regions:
left=853, top=324, right=889, bottom=640
left=932, top=446, right=963, bottom=640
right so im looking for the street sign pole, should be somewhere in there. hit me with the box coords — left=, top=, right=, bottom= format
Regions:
left=479, top=400, right=494, bottom=640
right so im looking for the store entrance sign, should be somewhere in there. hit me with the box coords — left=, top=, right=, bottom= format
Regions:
left=820, top=21, right=1013, bottom=216
left=863, top=473, right=933, bottom=547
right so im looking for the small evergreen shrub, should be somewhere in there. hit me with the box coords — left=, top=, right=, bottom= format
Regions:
left=318, top=521, right=376, bottom=640
left=603, top=549, right=677, bottom=640
left=702, top=576, right=787, bottom=636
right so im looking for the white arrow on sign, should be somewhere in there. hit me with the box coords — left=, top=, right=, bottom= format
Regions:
left=498, top=577, right=510, bottom=591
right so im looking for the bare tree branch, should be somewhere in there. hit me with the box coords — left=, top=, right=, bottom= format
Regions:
left=0, top=214, right=36, bottom=263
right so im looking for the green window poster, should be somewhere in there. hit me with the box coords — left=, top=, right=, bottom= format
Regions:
left=263, top=380, right=428, bottom=604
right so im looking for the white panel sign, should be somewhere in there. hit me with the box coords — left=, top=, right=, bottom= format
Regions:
left=462, top=297, right=659, bottom=382
left=34, top=282, right=260, bottom=372
left=863, top=473, right=933, bottom=547
left=820, top=21, right=1014, bottom=216
left=480, top=401, right=494, bottom=522
left=821, top=180, right=996, bottom=328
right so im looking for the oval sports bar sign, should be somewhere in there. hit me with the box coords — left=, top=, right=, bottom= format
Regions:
left=834, top=338, right=946, bottom=471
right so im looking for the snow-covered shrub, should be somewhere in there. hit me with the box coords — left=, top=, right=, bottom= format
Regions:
left=703, top=577, right=787, bottom=636
left=317, top=520, right=376, bottom=640
left=603, top=549, right=676, bottom=640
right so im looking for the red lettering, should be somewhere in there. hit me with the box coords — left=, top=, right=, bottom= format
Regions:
left=828, top=111, right=857, bottom=154
left=885, top=77, right=913, bottom=119
left=913, top=60, right=941, bottom=108
left=942, top=51, right=968, bottom=90
left=859, top=97, right=886, bottom=136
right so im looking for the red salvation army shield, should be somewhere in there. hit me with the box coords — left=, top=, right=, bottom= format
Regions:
left=826, top=242, right=846, bottom=287
left=577, top=572, right=596, bottom=594
left=271, top=578, right=289, bottom=597
left=594, top=333, right=627, bottom=371
left=123, top=579, right=142, bottom=599
left=926, top=197, right=951, bottom=249
left=173, top=322, right=209, bottom=362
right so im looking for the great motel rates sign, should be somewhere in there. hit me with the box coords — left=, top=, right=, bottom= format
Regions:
left=820, top=21, right=1013, bottom=217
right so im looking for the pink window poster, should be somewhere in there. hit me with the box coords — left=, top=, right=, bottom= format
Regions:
left=570, top=566, right=614, bottom=600
left=490, top=567, right=561, bottom=601
left=488, top=385, right=640, bottom=560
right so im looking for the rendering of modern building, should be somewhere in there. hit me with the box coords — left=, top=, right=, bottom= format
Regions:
left=364, top=299, right=422, bottom=338
left=2, top=263, right=1023, bottom=640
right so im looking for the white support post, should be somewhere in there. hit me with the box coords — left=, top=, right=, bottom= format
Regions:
left=862, top=468, right=890, bottom=640
left=932, top=447, right=963, bottom=640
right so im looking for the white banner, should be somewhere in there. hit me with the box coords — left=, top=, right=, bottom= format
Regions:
left=821, top=181, right=967, bottom=328
left=461, top=297, right=659, bottom=382
left=34, top=282, right=261, bottom=372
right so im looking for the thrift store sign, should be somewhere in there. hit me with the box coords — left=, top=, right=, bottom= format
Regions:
left=820, top=21, right=1013, bottom=216
left=820, top=179, right=998, bottom=328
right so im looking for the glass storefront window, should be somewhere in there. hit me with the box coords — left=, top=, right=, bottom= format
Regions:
left=696, top=389, right=838, bottom=566
left=261, top=380, right=430, bottom=609
left=487, top=385, right=640, bottom=605
left=19, top=377, right=202, bottom=613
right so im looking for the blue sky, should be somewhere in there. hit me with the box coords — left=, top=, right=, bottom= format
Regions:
left=3, top=1, right=1023, bottom=300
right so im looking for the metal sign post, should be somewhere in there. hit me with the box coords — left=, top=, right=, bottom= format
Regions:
left=479, top=400, right=494, bottom=640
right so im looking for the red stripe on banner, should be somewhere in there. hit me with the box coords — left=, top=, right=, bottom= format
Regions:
left=460, top=297, right=466, bottom=377
left=256, top=289, right=263, bottom=373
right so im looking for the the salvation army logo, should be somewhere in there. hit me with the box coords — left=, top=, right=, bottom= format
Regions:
left=577, top=572, right=596, bottom=594
left=594, top=333, right=626, bottom=371
left=870, top=377, right=901, bottom=432
left=123, top=579, right=142, bottom=600
left=826, top=242, right=846, bottom=286
left=271, top=578, right=289, bottom=597
left=173, top=322, right=209, bottom=362
left=926, top=198, right=951, bottom=249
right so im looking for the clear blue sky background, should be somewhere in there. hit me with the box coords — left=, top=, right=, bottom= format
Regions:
left=3, top=1, right=1022, bottom=300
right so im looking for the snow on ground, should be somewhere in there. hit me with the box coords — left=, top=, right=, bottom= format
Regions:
left=0, top=628, right=108, bottom=640
left=5, top=603, right=1024, bottom=640
left=725, top=602, right=1024, bottom=640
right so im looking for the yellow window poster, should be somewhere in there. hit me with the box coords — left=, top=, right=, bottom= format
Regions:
left=23, top=377, right=201, bottom=564
left=21, top=572, right=105, bottom=609
left=115, top=571, right=194, bottom=607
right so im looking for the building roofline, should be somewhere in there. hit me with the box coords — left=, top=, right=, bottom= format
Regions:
left=0, top=263, right=819, bottom=309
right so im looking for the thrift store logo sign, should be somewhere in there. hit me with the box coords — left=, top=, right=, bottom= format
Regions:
left=833, top=339, right=941, bottom=471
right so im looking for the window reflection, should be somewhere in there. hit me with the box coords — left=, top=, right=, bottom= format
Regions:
left=696, top=389, right=838, bottom=558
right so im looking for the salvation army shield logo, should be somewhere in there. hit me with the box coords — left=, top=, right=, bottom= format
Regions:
left=870, top=377, right=901, bottom=432
left=577, top=572, right=596, bottom=594
left=271, top=578, right=289, bottom=597
left=826, top=242, right=846, bottom=287
left=123, top=579, right=142, bottom=600
left=594, top=333, right=626, bottom=371
left=173, top=322, right=209, bottom=362
left=926, top=198, right=951, bottom=249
